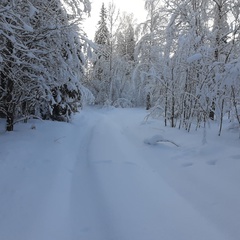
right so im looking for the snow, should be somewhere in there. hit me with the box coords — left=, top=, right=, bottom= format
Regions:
left=0, top=107, right=240, bottom=240
left=187, top=53, right=202, bottom=63
left=144, top=134, right=179, bottom=147
left=23, top=22, right=33, bottom=32
left=29, top=5, right=39, bottom=18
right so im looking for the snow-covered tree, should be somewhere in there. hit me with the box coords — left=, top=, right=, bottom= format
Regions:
left=0, top=0, right=91, bottom=131
left=106, top=12, right=137, bottom=106
left=89, top=3, right=111, bottom=104
left=95, top=3, right=110, bottom=46
left=142, top=0, right=240, bottom=134
left=0, top=0, right=42, bottom=131
left=134, top=0, right=166, bottom=108
left=214, top=0, right=240, bottom=135
left=116, top=13, right=136, bottom=61
left=27, top=0, right=87, bottom=121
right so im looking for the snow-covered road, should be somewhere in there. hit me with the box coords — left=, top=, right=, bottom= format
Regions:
left=1, top=107, right=240, bottom=240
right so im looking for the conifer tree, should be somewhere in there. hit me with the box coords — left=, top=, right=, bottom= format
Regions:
left=94, top=3, right=110, bottom=46
left=116, top=14, right=136, bottom=61
left=0, top=0, right=91, bottom=130
left=91, top=3, right=111, bottom=104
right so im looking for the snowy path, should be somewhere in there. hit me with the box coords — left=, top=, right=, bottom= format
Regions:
left=1, top=107, right=240, bottom=240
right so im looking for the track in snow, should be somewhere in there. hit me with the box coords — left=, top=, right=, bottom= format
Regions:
left=56, top=108, right=227, bottom=240
left=0, top=107, right=231, bottom=240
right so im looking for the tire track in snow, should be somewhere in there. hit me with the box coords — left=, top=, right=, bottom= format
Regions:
left=26, top=110, right=103, bottom=240
left=68, top=112, right=118, bottom=240
left=0, top=108, right=230, bottom=240
left=67, top=109, right=228, bottom=240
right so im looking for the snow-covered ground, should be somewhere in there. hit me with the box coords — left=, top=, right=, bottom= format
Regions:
left=0, top=107, right=240, bottom=240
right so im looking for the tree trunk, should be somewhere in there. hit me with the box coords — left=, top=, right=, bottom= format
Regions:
left=164, top=85, right=168, bottom=127
left=4, top=40, right=14, bottom=131
left=146, top=92, right=151, bottom=110
left=6, top=112, right=14, bottom=131
left=5, top=77, right=14, bottom=131
left=218, top=98, right=224, bottom=136
left=209, top=101, right=215, bottom=120
left=171, top=94, right=175, bottom=128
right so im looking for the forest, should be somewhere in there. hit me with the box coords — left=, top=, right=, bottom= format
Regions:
left=1, top=1, right=240, bottom=239
left=1, top=0, right=240, bottom=136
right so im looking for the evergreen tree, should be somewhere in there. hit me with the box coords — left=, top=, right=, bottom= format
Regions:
left=116, top=14, right=136, bottom=61
left=0, top=0, right=91, bottom=131
left=94, top=3, right=110, bottom=46
left=0, top=0, right=40, bottom=131
left=91, top=3, right=111, bottom=104
left=111, top=13, right=136, bottom=107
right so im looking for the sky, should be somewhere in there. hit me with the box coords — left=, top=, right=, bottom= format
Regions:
left=83, top=0, right=147, bottom=40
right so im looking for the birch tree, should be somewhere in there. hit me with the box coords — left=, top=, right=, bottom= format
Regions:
left=134, top=0, right=166, bottom=108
